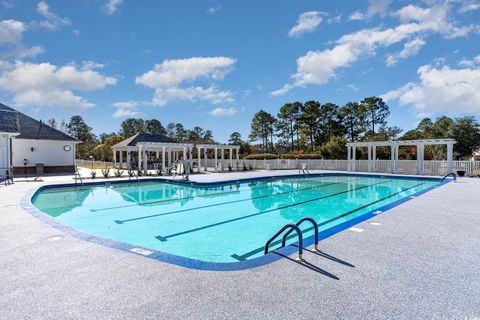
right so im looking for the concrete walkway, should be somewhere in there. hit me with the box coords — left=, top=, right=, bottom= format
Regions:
left=1, top=171, right=479, bottom=319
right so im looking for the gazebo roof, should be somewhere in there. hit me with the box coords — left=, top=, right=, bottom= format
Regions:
left=112, top=133, right=178, bottom=148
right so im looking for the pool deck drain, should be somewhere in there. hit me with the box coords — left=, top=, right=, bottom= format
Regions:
left=1, top=170, right=479, bottom=319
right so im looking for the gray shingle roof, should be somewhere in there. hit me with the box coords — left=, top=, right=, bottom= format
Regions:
left=0, top=103, right=78, bottom=141
left=112, top=133, right=178, bottom=148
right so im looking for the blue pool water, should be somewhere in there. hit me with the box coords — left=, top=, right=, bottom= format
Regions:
left=31, top=175, right=440, bottom=263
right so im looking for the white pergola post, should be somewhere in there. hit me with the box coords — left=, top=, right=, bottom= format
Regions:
left=162, top=147, right=166, bottom=172
left=183, top=147, right=187, bottom=161
left=390, top=146, right=395, bottom=174
left=372, top=146, right=376, bottom=172
left=352, top=146, right=356, bottom=171
left=126, top=151, right=131, bottom=169
left=347, top=146, right=351, bottom=171
left=416, top=143, right=424, bottom=175
left=197, top=147, right=201, bottom=171
left=113, top=150, right=117, bottom=165
left=229, top=148, right=233, bottom=167
left=214, top=148, right=218, bottom=169
left=394, top=145, right=399, bottom=173
left=188, top=148, right=193, bottom=169
left=367, top=145, right=372, bottom=172
left=203, top=147, right=208, bottom=171
left=236, top=147, right=239, bottom=165
left=167, top=147, right=171, bottom=167
left=220, top=146, right=224, bottom=171
left=142, top=147, right=148, bottom=175
left=447, top=142, right=453, bottom=173
left=119, top=151, right=123, bottom=165
left=137, top=145, right=142, bottom=171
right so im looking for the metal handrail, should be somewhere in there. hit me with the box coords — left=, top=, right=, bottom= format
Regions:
left=282, top=217, right=319, bottom=252
left=441, top=172, right=457, bottom=182
left=1, top=165, right=14, bottom=185
left=74, top=168, right=83, bottom=185
left=128, top=169, right=139, bottom=182
left=264, top=224, right=303, bottom=260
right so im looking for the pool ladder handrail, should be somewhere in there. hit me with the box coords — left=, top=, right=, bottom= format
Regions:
left=281, top=217, right=319, bottom=252
left=128, top=169, right=139, bottom=182
left=441, top=172, right=456, bottom=182
left=298, top=163, right=310, bottom=175
left=74, top=168, right=83, bottom=186
left=264, top=224, right=304, bottom=260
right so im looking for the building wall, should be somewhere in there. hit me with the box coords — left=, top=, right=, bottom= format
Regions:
left=11, top=139, right=76, bottom=174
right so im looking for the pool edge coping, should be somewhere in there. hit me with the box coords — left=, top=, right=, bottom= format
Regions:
left=20, top=172, right=451, bottom=271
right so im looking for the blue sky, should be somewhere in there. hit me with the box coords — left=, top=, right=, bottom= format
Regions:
left=1, top=0, right=479, bottom=142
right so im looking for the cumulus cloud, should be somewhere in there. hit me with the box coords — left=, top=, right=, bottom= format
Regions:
left=386, top=38, right=426, bottom=66
left=273, top=2, right=476, bottom=95
left=112, top=100, right=144, bottom=118
left=206, top=6, right=221, bottom=14
left=0, top=60, right=117, bottom=110
left=382, top=62, right=480, bottom=115
left=458, top=54, right=480, bottom=67
left=208, top=107, right=237, bottom=116
left=458, top=1, right=480, bottom=13
left=288, top=11, right=324, bottom=38
left=136, top=56, right=236, bottom=106
left=349, top=0, right=391, bottom=21
left=104, top=0, right=123, bottom=15
left=36, top=1, right=71, bottom=30
left=0, top=19, right=44, bottom=58
left=349, top=11, right=367, bottom=21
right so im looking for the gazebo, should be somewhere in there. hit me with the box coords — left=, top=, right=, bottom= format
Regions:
left=111, top=133, right=194, bottom=175
left=111, top=134, right=241, bottom=175
left=346, top=139, right=456, bottom=175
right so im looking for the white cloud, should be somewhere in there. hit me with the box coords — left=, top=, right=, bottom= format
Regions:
left=382, top=62, right=480, bottom=115
left=0, top=60, right=117, bottom=110
left=368, top=0, right=391, bottom=16
left=349, top=11, right=367, bottom=21
left=112, top=100, right=143, bottom=118
left=386, top=37, right=426, bottom=66
left=0, top=19, right=44, bottom=58
left=113, top=100, right=140, bottom=108
left=273, top=3, right=476, bottom=95
left=36, top=1, right=71, bottom=30
left=458, top=54, right=480, bottom=67
left=458, top=1, right=480, bottom=13
left=104, top=0, right=123, bottom=15
left=208, top=107, right=237, bottom=116
left=288, top=11, right=323, bottom=38
left=136, top=56, right=236, bottom=106
left=112, top=108, right=141, bottom=118
left=206, top=6, right=221, bottom=14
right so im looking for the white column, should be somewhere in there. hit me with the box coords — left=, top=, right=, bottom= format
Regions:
left=137, top=146, right=142, bottom=171
left=189, top=147, right=193, bottom=169
left=352, top=146, right=356, bottom=171
left=372, top=146, right=376, bottom=172
left=183, top=147, right=187, bottom=161
left=126, top=151, right=131, bottom=169
left=236, top=147, right=239, bottom=161
left=113, top=149, right=117, bottom=165
left=167, top=147, right=171, bottom=167
left=119, top=151, right=123, bottom=165
left=162, top=147, right=166, bottom=172
left=416, top=144, right=424, bottom=175
left=142, top=147, right=148, bottom=175
left=220, top=146, right=224, bottom=171
left=447, top=142, right=453, bottom=173
left=214, top=148, right=218, bottom=169
left=347, top=146, right=351, bottom=171
left=229, top=148, right=233, bottom=167
left=394, top=145, right=399, bottom=174
left=390, top=146, right=395, bottom=173
left=156, top=151, right=159, bottom=159
left=367, top=145, right=372, bottom=172
left=203, top=147, right=208, bottom=171
left=197, top=147, right=201, bottom=171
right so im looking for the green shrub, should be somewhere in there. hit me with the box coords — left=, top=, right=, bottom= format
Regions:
left=243, top=153, right=278, bottom=160
left=156, top=166, right=162, bottom=176
left=90, top=170, right=97, bottom=179
left=114, top=169, right=123, bottom=177
left=279, top=153, right=320, bottom=159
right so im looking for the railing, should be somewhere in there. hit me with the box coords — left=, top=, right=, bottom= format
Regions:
left=265, top=224, right=304, bottom=261
left=0, top=165, right=14, bottom=185
left=281, top=217, right=319, bottom=252
left=75, top=159, right=114, bottom=168
left=74, top=168, right=83, bottom=186
left=441, top=172, right=457, bottom=182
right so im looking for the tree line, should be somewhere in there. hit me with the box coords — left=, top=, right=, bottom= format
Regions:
left=242, top=96, right=479, bottom=160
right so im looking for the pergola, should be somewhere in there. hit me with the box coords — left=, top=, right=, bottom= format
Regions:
left=112, top=141, right=194, bottom=175
left=196, top=144, right=240, bottom=172
left=346, top=139, right=456, bottom=174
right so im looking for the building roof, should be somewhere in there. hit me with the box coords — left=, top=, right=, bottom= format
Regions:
left=0, top=103, right=78, bottom=141
left=112, top=133, right=178, bottom=148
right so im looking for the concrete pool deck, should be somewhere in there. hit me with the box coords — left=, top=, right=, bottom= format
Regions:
left=1, top=170, right=479, bottom=319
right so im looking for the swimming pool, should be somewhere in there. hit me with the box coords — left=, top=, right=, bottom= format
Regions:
left=29, top=174, right=443, bottom=269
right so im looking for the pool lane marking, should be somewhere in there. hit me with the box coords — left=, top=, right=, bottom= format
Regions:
left=89, top=176, right=342, bottom=213
left=154, top=179, right=393, bottom=241
left=114, top=178, right=360, bottom=224
left=230, top=181, right=425, bottom=261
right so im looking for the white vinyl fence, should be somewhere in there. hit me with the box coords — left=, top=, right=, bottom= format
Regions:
left=214, top=159, right=480, bottom=176
left=76, top=158, right=480, bottom=176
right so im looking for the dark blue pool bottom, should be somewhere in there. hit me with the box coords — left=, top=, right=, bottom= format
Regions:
left=22, top=173, right=448, bottom=271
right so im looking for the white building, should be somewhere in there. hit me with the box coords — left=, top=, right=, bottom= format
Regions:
left=0, top=103, right=79, bottom=178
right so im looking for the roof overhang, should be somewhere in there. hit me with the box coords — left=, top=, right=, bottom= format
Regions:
left=346, top=139, right=456, bottom=147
